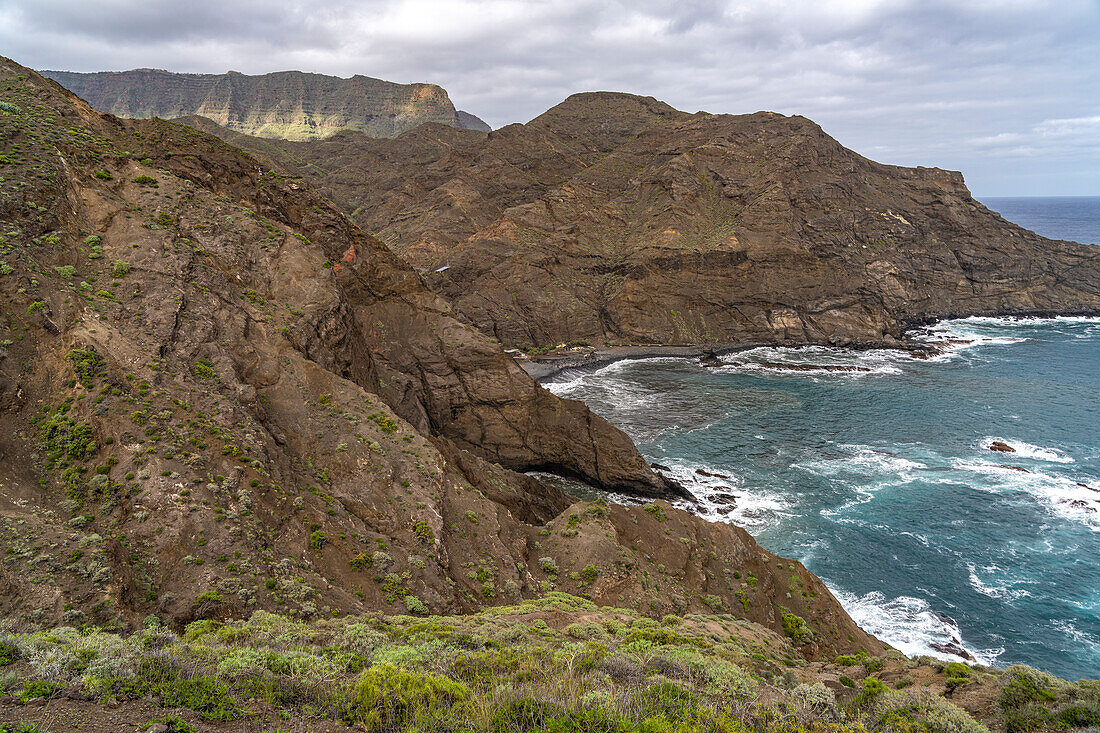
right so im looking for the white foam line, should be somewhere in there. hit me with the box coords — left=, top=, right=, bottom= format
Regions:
left=953, top=460, right=1100, bottom=531
left=831, top=588, right=1003, bottom=666
left=654, top=457, right=788, bottom=531
left=980, top=437, right=1074, bottom=463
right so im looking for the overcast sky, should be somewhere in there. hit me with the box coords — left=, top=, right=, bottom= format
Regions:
left=1, top=0, right=1097, bottom=196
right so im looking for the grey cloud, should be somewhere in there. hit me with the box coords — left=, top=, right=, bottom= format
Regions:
left=0, top=0, right=1096, bottom=195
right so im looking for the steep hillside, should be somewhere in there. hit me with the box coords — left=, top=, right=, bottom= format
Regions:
left=41, top=68, right=490, bottom=140
left=187, top=93, right=1100, bottom=350
left=0, top=58, right=885, bottom=660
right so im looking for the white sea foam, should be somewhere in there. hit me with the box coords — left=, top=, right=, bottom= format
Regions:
left=715, top=346, right=909, bottom=376
left=979, top=438, right=1074, bottom=463
left=914, top=315, right=1100, bottom=361
left=965, top=563, right=1034, bottom=601
left=953, top=459, right=1100, bottom=531
left=794, top=445, right=926, bottom=517
left=1052, top=620, right=1100, bottom=654
left=654, top=458, right=788, bottom=531
left=831, top=588, right=1003, bottom=665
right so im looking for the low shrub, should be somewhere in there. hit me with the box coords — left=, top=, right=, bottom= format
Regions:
left=345, top=664, right=469, bottom=729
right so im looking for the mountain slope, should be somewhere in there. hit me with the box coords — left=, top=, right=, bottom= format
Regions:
left=188, top=92, right=1100, bottom=349
left=0, top=58, right=883, bottom=658
left=42, top=68, right=490, bottom=140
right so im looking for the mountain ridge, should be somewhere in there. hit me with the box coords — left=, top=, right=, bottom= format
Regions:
left=180, top=90, right=1100, bottom=351
left=41, top=67, right=491, bottom=140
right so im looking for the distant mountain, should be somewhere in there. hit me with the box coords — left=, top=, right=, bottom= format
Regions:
left=41, top=68, right=491, bottom=140
left=185, top=92, right=1100, bottom=350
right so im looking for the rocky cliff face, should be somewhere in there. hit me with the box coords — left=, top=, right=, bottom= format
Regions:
left=0, top=59, right=877, bottom=655
left=41, top=68, right=490, bottom=140
left=193, top=92, right=1100, bottom=349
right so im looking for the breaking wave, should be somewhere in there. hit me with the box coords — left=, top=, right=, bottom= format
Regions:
left=831, top=588, right=1003, bottom=666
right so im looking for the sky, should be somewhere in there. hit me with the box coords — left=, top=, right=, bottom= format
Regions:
left=1, top=0, right=1097, bottom=196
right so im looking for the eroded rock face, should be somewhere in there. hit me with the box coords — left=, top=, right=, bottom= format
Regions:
left=41, top=68, right=490, bottom=140
left=0, top=58, right=871, bottom=651
left=0, top=59, right=869, bottom=653
left=189, top=92, right=1100, bottom=349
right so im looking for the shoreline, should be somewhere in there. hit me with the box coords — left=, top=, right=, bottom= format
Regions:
left=518, top=311, right=1100, bottom=382
left=519, top=340, right=917, bottom=381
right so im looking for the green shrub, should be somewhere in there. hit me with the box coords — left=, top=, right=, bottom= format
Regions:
left=639, top=680, right=697, bottom=719
left=998, top=665, right=1058, bottom=710
left=159, top=676, right=241, bottom=721
left=40, top=415, right=97, bottom=461
left=345, top=664, right=469, bottom=730
left=862, top=655, right=884, bottom=672
left=1058, top=704, right=1100, bottom=728
left=490, top=697, right=562, bottom=732
left=94, top=169, right=112, bottom=180
left=1003, top=704, right=1052, bottom=733
left=18, top=680, right=61, bottom=703
left=133, top=175, right=159, bottom=187
left=309, top=530, right=326, bottom=551
left=192, top=360, right=216, bottom=379
left=781, top=612, right=813, bottom=645
left=369, top=411, right=399, bottom=435
left=413, top=520, right=433, bottom=545
left=839, top=675, right=855, bottom=688
left=0, top=639, right=19, bottom=666
left=67, top=348, right=104, bottom=388
left=873, top=689, right=988, bottom=733
left=856, top=676, right=887, bottom=706
left=0, top=101, right=22, bottom=114
left=154, top=212, right=173, bottom=227
left=112, top=260, right=130, bottom=278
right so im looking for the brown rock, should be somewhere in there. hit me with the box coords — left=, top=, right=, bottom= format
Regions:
left=0, top=58, right=859, bottom=650
left=186, top=93, right=1100, bottom=350
left=990, top=441, right=1016, bottom=453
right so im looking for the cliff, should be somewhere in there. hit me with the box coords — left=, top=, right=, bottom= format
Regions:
left=41, top=68, right=490, bottom=140
left=189, top=92, right=1100, bottom=350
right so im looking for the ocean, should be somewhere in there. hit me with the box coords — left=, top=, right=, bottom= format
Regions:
left=543, top=197, right=1100, bottom=680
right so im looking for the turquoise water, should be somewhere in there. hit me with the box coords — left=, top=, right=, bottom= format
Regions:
left=545, top=199, right=1100, bottom=680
